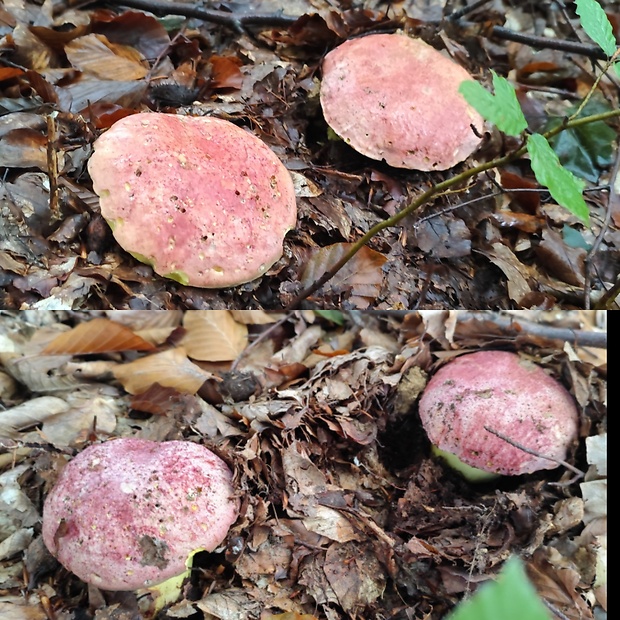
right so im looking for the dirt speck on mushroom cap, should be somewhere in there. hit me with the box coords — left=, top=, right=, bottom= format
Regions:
left=87, top=113, right=297, bottom=288
left=418, top=351, right=579, bottom=476
left=42, top=439, right=238, bottom=591
left=320, top=34, right=484, bottom=170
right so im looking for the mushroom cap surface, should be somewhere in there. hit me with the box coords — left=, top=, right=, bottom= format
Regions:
left=319, top=34, right=484, bottom=170
left=87, top=113, right=297, bottom=288
left=418, top=351, right=579, bottom=476
left=42, top=439, right=238, bottom=590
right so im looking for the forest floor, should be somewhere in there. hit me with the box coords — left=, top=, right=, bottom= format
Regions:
left=0, top=309, right=608, bottom=620
left=0, top=0, right=618, bottom=309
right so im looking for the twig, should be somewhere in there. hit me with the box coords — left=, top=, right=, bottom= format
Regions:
left=445, top=0, right=493, bottom=22
left=230, top=313, right=292, bottom=371
left=485, top=24, right=607, bottom=60
left=542, top=598, right=573, bottom=620
left=483, top=425, right=584, bottom=484
left=456, top=310, right=607, bottom=348
left=102, top=0, right=298, bottom=33
left=286, top=108, right=620, bottom=308
left=587, top=142, right=620, bottom=310
left=594, top=275, right=620, bottom=310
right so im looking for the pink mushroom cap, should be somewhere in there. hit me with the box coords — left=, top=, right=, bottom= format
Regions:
left=87, top=113, right=297, bottom=288
left=320, top=34, right=484, bottom=170
left=418, top=351, right=579, bottom=476
left=42, top=439, right=238, bottom=590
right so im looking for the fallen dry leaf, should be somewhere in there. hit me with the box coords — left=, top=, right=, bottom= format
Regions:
left=113, top=346, right=213, bottom=394
left=181, top=311, right=248, bottom=361
left=301, top=243, right=387, bottom=307
left=42, top=318, right=155, bottom=354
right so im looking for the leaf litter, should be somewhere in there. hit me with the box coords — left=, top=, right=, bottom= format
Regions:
left=0, top=309, right=607, bottom=619
left=0, top=0, right=617, bottom=309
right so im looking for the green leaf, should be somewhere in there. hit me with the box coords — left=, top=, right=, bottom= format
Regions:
left=546, top=97, right=616, bottom=182
left=575, top=0, right=617, bottom=58
left=562, top=224, right=592, bottom=250
left=459, top=71, right=528, bottom=137
left=541, top=95, right=617, bottom=183
left=446, top=557, right=551, bottom=620
left=314, top=310, right=345, bottom=325
left=527, top=134, right=590, bottom=225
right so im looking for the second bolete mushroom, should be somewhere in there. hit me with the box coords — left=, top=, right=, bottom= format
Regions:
left=418, top=351, right=579, bottom=481
left=320, top=33, right=484, bottom=170
left=88, top=113, right=297, bottom=288
left=42, top=438, right=238, bottom=591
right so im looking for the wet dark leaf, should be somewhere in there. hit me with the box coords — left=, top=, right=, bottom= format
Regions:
left=547, top=98, right=616, bottom=182
left=413, top=216, right=471, bottom=258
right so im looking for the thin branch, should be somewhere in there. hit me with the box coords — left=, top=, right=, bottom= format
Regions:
left=486, top=25, right=608, bottom=60
left=445, top=0, right=494, bottom=22
left=102, top=0, right=298, bottom=33
left=587, top=137, right=620, bottom=310
left=456, top=311, right=607, bottom=348
left=286, top=108, right=620, bottom=309
left=483, top=425, right=584, bottom=483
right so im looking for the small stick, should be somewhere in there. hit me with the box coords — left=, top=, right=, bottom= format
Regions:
left=456, top=311, right=607, bottom=349
left=102, top=0, right=298, bottom=33
left=483, top=425, right=584, bottom=483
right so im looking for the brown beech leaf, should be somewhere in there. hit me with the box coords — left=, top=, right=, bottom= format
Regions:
left=113, top=347, right=213, bottom=395
left=130, top=382, right=202, bottom=419
left=300, top=243, right=387, bottom=307
left=527, top=550, right=593, bottom=620
left=323, top=541, right=386, bottom=612
left=491, top=211, right=545, bottom=233
left=209, top=55, right=243, bottom=90
left=536, top=228, right=586, bottom=286
left=482, top=242, right=532, bottom=303
left=42, top=318, right=155, bottom=355
left=500, top=170, right=541, bottom=213
left=91, top=10, right=171, bottom=59
left=65, top=33, right=148, bottom=80
left=0, top=129, right=48, bottom=169
left=181, top=311, right=248, bottom=362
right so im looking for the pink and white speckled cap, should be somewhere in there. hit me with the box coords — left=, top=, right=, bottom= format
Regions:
left=42, top=438, right=238, bottom=590
left=88, top=113, right=297, bottom=288
left=418, top=351, right=579, bottom=476
left=320, top=34, right=484, bottom=171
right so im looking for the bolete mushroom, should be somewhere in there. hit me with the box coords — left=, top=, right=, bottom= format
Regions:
left=319, top=33, right=484, bottom=170
left=418, top=351, right=579, bottom=481
left=42, top=438, right=238, bottom=591
left=87, top=113, right=297, bottom=288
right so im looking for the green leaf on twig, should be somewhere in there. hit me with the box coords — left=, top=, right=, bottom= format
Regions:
left=528, top=134, right=590, bottom=225
left=459, top=71, right=528, bottom=137
left=575, top=0, right=617, bottom=57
